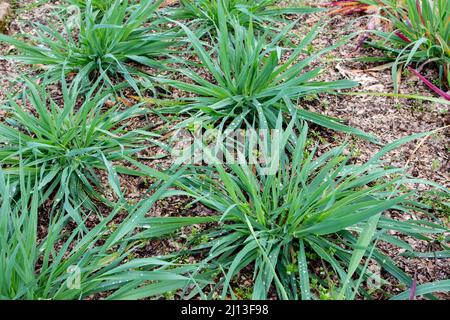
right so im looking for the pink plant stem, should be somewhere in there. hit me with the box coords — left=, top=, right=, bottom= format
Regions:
left=416, top=0, right=426, bottom=26
left=408, top=66, right=450, bottom=101
left=395, top=31, right=411, bottom=43
left=321, top=0, right=359, bottom=6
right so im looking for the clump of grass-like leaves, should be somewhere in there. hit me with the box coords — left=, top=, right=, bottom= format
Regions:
left=365, top=0, right=449, bottom=96
left=167, top=0, right=324, bottom=35
left=131, top=116, right=449, bottom=299
left=157, top=8, right=376, bottom=141
left=0, top=0, right=175, bottom=92
left=0, top=168, right=205, bottom=300
left=0, top=78, right=155, bottom=220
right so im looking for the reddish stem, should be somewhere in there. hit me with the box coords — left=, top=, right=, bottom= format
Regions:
left=408, top=66, right=450, bottom=101
left=395, top=31, right=411, bottom=43
left=416, top=0, right=426, bottom=26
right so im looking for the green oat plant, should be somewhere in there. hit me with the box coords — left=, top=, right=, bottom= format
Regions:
left=0, top=77, right=156, bottom=223
left=129, top=116, right=449, bottom=300
left=165, top=0, right=324, bottom=36
left=364, top=0, right=449, bottom=97
left=157, top=9, right=377, bottom=142
left=0, top=0, right=176, bottom=93
left=0, top=167, right=208, bottom=300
